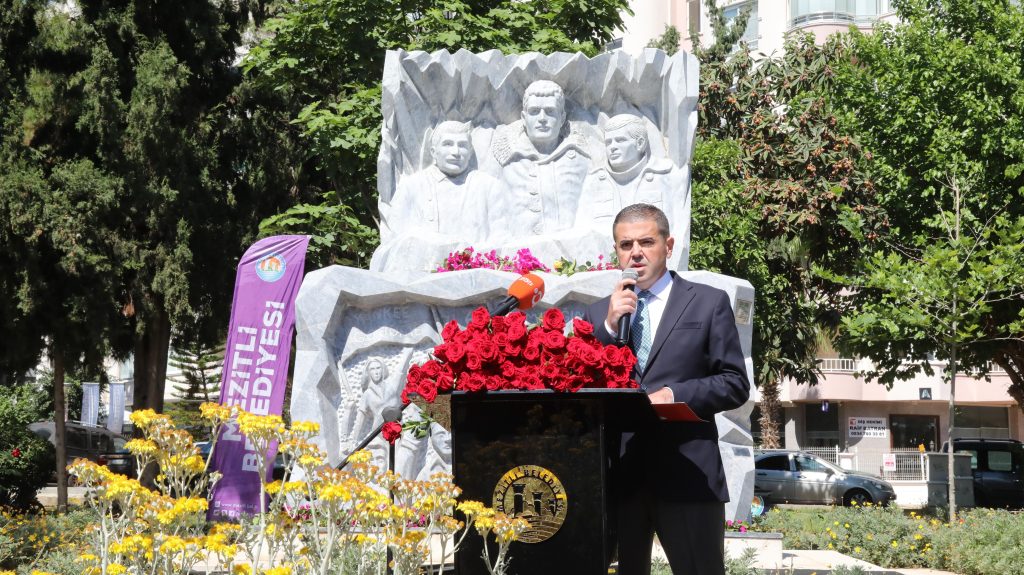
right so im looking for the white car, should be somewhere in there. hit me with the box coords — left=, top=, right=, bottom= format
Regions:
left=754, top=450, right=897, bottom=507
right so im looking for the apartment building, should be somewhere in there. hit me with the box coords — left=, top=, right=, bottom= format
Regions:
left=622, top=0, right=897, bottom=56
left=619, top=1, right=1024, bottom=458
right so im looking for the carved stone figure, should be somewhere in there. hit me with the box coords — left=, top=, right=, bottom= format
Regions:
left=384, top=121, right=501, bottom=242
left=490, top=80, right=592, bottom=238
left=348, top=358, right=396, bottom=450
left=577, top=114, right=688, bottom=236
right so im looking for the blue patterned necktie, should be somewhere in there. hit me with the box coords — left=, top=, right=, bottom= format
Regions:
left=631, top=289, right=654, bottom=374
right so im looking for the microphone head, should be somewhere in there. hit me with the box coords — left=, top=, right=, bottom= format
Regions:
left=621, top=268, right=639, bottom=282
left=507, top=273, right=546, bottom=310
left=382, top=406, right=403, bottom=422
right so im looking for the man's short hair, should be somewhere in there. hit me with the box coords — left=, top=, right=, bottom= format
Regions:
left=522, top=80, right=565, bottom=113
left=605, top=114, right=649, bottom=152
left=430, top=120, right=472, bottom=149
left=613, top=204, right=671, bottom=239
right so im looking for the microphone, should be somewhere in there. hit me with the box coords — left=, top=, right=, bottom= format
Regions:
left=616, top=269, right=639, bottom=345
left=489, top=273, right=546, bottom=316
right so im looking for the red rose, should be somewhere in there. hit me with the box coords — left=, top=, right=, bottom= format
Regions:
left=416, top=381, right=438, bottom=403
left=465, top=352, right=483, bottom=371
left=446, top=341, right=467, bottom=363
left=572, top=317, right=595, bottom=338
left=476, top=339, right=499, bottom=362
left=490, top=315, right=508, bottom=334
left=543, top=330, right=566, bottom=350
left=542, top=308, right=566, bottom=331
left=493, top=332, right=510, bottom=351
left=382, top=422, right=403, bottom=444
left=436, top=364, right=456, bottom=391
left=441, top=319, right=461, bottom=341
left=567, top=338, right=602, bottom=367
left=602, top=345, right=624, bottom=367
left=485, top=375, right=506, bottom=391
left=469, top=307, right=491, bottom=331
left=506, top=316, right=528, bottom=342
left=541, top=362, right=562, bottom=381
left=460, top=372, right=488, bottom=392
left=500, top=361, right=517, bottom=378
left=522, top=344, right=541, bottom=362
left=11, top=448, right=21, bottom=458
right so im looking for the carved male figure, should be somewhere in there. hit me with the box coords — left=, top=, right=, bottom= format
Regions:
left=384, top=121, right=499, bottom=243
left=490, top=80, right=591, bottom=237
left=577, top=114, right=687, bottom=234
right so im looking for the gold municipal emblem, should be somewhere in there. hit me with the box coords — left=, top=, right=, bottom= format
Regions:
left=492, top=465, right=567, bottom=543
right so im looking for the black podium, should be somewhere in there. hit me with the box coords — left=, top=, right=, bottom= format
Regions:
left=451, top=389, right=659, bottom=575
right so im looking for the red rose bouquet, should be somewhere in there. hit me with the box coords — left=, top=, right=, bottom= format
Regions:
left=402, top=307, right=637, bottom=404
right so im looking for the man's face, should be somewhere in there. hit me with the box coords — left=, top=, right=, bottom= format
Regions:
left=613, top=219, right=674, bottom=290
left=605, top=126, right=645, bottom=172
left=521, top=94, right=564, bottom=148
left=431, top=131, right=472, bottom=176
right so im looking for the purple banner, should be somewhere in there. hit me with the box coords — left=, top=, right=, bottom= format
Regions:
left=209, top=235, right=309, bottom=520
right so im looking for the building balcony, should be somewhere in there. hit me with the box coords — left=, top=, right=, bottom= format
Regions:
left=780, top=358, right=1015, bottom=405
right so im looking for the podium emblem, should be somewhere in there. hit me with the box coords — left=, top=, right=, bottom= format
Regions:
left=493, top=465, right=568, bottom=543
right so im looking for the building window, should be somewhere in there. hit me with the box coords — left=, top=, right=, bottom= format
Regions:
left=890, top=414, right=939, bottom=451
left=790, top=0, right=885, bottom=26
left=804, top=402, right=839, bottom=448
left=723, top=1, right=758, bottom=49
left=953, top=406, right=1010, bottom=439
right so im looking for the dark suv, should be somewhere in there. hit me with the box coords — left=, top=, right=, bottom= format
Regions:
left=945, top=438, right=1024, bottom=508
left=28, top=421, right=135, bottom=477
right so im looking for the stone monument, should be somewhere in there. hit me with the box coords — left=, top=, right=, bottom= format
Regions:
left=289, top=48, right=758, bottom=521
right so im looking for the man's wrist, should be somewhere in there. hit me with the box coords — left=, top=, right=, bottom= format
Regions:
left=604, top=320, right=618, bottom=338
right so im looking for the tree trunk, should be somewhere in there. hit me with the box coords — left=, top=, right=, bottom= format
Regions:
left=52, top=350, right=68, bottom=513
left=132, top=307, right=171, bottom=486
left=758, top=377, right=782, bottom=449
left=132, top=306, right=171, bottom=414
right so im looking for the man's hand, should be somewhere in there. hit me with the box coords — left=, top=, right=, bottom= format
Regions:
left=605, top=276, right=638, bottom=331
left=647, top=387, right=674, bottom=404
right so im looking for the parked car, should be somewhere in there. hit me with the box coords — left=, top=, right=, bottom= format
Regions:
left=942, top=438, right=1024, bottom=508
left=28, top=421, right=135, bottom=477
left=754, top=450, right=897, bottom=507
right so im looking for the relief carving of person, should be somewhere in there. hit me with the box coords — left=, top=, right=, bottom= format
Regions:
left=576, top=114, right=687, bottom=232
left=348, top=357, right=396, bottom=450
left=490, top=80, right=592, bottom=238
left=383, top=121, right=502, bottom=244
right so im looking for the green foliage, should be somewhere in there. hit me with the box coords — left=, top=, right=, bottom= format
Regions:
left=244, top=0, right=631, bottom=265
left=0, top=0, right=302, bottom=407
left=0, top=384, right=55, bottom=509
left=1, top=507, right=92, bottom=573
left=260, top=200, right=379, bottom=270
left=647, top=25, right=681, bottom=55
left=829, top=0, right=1024, bottom=392
left=165, top=338, right=224, bottom=441
left=759, top=505, right=1024, bottom=575
left=689, top=13, right=885, bottom=445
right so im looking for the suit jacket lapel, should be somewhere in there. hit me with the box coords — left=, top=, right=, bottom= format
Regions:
left=643, top=274, right=695, bottom=374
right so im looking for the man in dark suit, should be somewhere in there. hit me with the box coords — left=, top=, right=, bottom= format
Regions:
left=584, top=204, right=749, bottom=575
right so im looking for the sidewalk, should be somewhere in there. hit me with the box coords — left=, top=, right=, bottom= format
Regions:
left=652, top=540, right=959, bottom=575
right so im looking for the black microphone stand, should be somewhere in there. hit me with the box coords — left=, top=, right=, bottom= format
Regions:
left=337, top=403, right=410, bottom=575
left=336, top=402, right=410, bottom=470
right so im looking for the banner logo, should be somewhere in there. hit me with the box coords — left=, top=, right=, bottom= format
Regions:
left=255, top=253, right=286, bottom=282
left=493, top=465, right=567, bottom=543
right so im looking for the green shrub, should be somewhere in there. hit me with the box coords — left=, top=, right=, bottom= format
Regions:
left=934, top=508, right=1024, bottom=575
left=0, top=384, right=55, bottom=509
